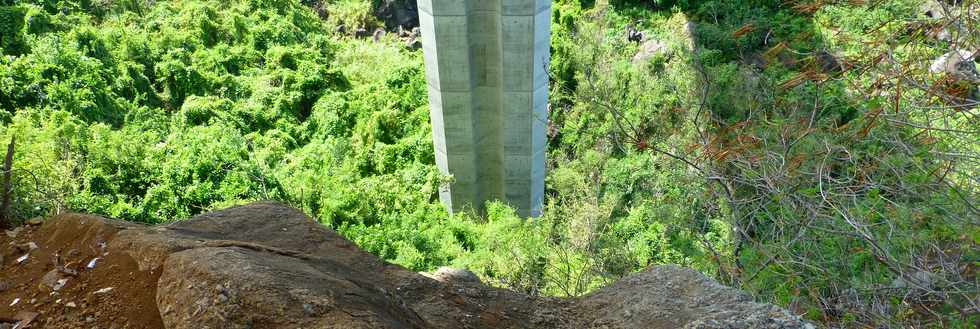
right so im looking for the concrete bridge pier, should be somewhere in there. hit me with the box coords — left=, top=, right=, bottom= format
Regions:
left=418, top=0, right=550, bottom=217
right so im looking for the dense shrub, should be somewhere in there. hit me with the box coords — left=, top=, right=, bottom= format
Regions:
left=0, top=0, right=976, bottom=327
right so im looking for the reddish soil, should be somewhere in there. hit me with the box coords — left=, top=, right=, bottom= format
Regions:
left=0, top=215, right=162, bottom=329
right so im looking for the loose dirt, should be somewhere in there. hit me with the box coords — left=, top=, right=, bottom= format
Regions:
left=1, top=215, right=162, bottom=329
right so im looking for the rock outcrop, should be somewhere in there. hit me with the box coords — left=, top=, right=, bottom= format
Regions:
left=374, top=0, right=419, bottom=31
left=1, top=202, right=813, bottom=328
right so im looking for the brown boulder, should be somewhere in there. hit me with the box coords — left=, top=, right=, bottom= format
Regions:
left=14, top=202, right=812, bottom=328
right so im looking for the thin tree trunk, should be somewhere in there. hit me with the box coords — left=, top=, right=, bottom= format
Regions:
left=0, top=136, right=14, bottom=230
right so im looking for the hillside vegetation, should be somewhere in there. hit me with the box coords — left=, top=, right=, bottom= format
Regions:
left=0, top=0, right=976, bottom=327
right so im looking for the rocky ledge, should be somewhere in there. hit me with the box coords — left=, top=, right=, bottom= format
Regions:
left=1, top=202, right=812, bottom=329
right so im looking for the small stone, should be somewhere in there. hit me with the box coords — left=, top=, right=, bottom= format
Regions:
left=4, top=227, right=22, bottom=238
left=38, top=269, right=64, bottom=293
left=26, top=217, right=43, bottom=226
left=85, top=316, right=95, bottom=323
left=354, top=27, right=370, bottom=38
left=14, top=242, right=33, bottom=253
left=405, top=38, right=421, bottom=51
left=53, top=278, right=68, bottom=291
left=372, top=28, right=386, bottom=42
left=12, top=311, right=37, bottom=328
left=93, top=287, right=114, bottom=295
left=65, top=302, right=77, bottom=308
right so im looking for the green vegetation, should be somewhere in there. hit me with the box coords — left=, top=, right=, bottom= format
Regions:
left=0, top=0, right=976, bottom=327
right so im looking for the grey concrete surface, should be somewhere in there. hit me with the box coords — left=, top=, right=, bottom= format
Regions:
left=419, top=0, right=550, bottom=217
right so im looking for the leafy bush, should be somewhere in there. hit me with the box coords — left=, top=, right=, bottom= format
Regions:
left=0, top=0, right=976, bottom=327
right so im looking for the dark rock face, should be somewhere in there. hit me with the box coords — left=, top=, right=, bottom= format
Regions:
left=375, top=0, right=419, bottom=31
left=26, top=202, right=812, bottom=328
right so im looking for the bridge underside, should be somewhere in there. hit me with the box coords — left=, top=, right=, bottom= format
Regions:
left=419, top=0, right=550, bottom=217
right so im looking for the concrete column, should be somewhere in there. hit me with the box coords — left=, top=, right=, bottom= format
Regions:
left=419, top=0, right=550, bottom=217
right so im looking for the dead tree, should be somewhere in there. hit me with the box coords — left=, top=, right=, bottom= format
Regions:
left=0, top=137, right=14, bottom=230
